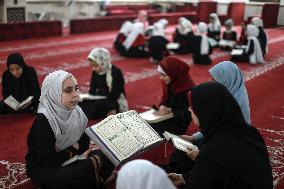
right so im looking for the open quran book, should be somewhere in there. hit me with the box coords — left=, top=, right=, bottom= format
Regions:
left=85, top=110, right=164, bottom=167
left=163, top=131, right=198, bottom=153
left=4, top=95, right=33, bottom=111
left=218, top=39, right=236, bottom=48
left=167, top=42, right=180, bottom=50
left=139, top=109, right=174, bottom=124
left=79, top=93, right=107, bottom=101
left=231, top=49, right=244, bottom=56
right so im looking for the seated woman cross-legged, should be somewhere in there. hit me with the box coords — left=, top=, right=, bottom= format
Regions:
left=192, top=22, right=213, bottom=65
left=0, top=53, right=40, bottom=115
left=168, top=82, right=273, bottom=189
left=151, top=56, right=195, bottom=136
left=79, top=48, right=128, bottom=119
left=25, top=70, right=115, bottom=189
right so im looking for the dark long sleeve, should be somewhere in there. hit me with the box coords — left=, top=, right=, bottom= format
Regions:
left=2, top=71, right=11, bottom=99
left=26, top=114, right=70, bottom=172
left=184, top=156, right=220, bottom=189
left=107, top=66, right=125, bottom=100
left=244, top=40, right=254, bottom=56
left=26, top=68, right=41, bottom=106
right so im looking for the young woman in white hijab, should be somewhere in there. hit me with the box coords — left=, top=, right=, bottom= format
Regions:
left=147, top=20, right=170, bottom=63
left=173, top=17, right=194, bottom=54
left=79, top=48, right=128, bottom=119
left=231, top=24, right=264, bottom=64
left=116, top=160, right=177, bottom=189
left=192, top=22, right=212, bottom=64
left=208, top=13, right=221, bottom=42
left=219, top=19, right=238, bottom=50
left=26, top=70, right=114, bottom=189
left=251, top=17, right=268, bottom=56
left=121, top=22, right=147, bottom=57
left=114, top=21, right=133, bottom=52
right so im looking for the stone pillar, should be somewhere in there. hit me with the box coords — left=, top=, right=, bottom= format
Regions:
left=278, top=0, right=284, bottom=25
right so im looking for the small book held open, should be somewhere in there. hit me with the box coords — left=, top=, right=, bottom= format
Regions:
left=167, top=42, right=180, bottom=50
left=4, top=95, right=33, bottom=111
left=218, top=39, right=236, bottom=48
left=85, top=110, right=164, bottom=167
left=139, top=109, right=174, bottom=124
left=231, top=49, right=244, bottom=56
left=79, top=93, right=107, bottom=101
left=163, top=131, right=198, bottom=153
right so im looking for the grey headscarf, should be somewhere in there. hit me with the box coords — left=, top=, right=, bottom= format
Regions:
left=38, top=70, right=88, bottom=151
left=209, top=61, right=251, bottom=124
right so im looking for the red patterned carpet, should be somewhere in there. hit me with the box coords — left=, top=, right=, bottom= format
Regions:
left=0, top=26, right=284, bottom=189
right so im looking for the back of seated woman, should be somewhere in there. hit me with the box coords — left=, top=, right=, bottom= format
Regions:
left=0, top=53, right=40, bottom=115
left=146, top=20, right=169, bottom=63
left=173, top=17, right=194, bottom=54
left=114, top=21, right=133, bottom=53
left=79, top=48, right=128, bottom=119
left=121, top=22, right=147, bottom=57
left=192, top=22, right=213, bottom=65
left=231, top=24, right=264, bottom=64
left=26, top=70, right=114, bottom=189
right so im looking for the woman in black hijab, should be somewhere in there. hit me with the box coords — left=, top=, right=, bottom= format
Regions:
left=0, top=53, right=40, bottom=114
left=169, top=82, right=273, bottom=189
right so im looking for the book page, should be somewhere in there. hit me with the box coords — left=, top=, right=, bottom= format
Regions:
left=167, top=42, right=180, bottom=50
left=79, top=93, right=107, bottom=101
left=231, top=49, right=243, bottom=56
left=19, top=96, right=33, bottom=110
left=163, top=131, right=198, bottom=153
left=3, top=95, right=20, bottom=111
left=116, top=110, right=163, bottom=147
left=93, top=115, right=144, bottom=161
left=139, top=109, right=174, bottom=123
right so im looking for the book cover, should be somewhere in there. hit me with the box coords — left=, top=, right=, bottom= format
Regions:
left=85, top=110, right=164, bottom=167
left=231, top=49, right=244, bottom=56
left=139, top=109, right=174, bottom=124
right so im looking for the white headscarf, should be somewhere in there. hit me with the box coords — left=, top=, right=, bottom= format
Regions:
left=157, top=18, right=168, bottom=28
left=153, top=22, right=165, bottom=36
left=116, top=160, right=177, bottom=189
left=246, top=25, right=264, bottom=64
left=209, top=61, right=251, bottom=124
left=177, top=17, right=193, bottom=35
left=123, top=22, right=144, bottom=50
left=251, top=17, right=263, bottom=28
left=224, top=19, right=234, bottom=33
left=88, top=48, right=129, bottom=112
left=208, top=13, right=221, bottom=32
left=197, top=22, right=209, bottom=55
left=119, top=21, right=133, bottom=36
left=38, top=70, right=87, bottom=151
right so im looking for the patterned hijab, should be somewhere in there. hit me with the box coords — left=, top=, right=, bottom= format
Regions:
left=116, top=160, right=177, bottom=189
left=209, top=61, right=251, bottom=124
left=38, top=70, right=87, bottom=151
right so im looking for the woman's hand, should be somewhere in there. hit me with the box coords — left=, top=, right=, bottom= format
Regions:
left=186, top=148, right=199, bottom=161
left=179, top=135, right=195, bottom=142
left=72, top=142, right=79, bottom=150
left=168, top=173, right=186, bottom=187
left=154, top=105, right=172, bottom=116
